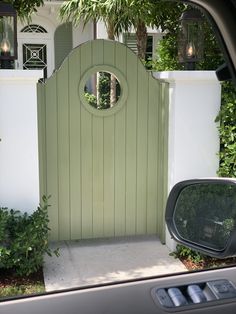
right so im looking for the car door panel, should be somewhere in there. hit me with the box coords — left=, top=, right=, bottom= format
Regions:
left=1, top=267, right=236, bottom=313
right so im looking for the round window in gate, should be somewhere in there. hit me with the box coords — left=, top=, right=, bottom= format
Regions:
left=84, top=71, right=120, bottom=110
left=79, top=65, right=128, bottom=116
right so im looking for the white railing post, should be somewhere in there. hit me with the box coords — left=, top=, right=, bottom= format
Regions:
left=154, top=71, right=221, bottom=250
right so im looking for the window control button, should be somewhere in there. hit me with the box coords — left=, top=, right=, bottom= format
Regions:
left=187, top=285, right=207, bottom=303
left=168, top=288, right=188, bottom=307
left=213, top=284, right=229, bottom=294
left=156, top=289, right=174, bottom=308
left=207, top=280, right=236, bottom=299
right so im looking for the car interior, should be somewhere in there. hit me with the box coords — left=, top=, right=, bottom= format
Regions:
left=1, top=0, right=236, bottom=313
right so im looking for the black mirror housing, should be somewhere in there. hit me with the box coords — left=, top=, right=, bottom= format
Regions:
left=166, top=178, right=236, bottom=259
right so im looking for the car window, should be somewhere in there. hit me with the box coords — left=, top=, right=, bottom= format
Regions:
left=0, top=0, right=236, bottom=300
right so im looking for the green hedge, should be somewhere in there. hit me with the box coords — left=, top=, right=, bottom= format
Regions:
left=0, top=196, right=58, bottom=276
left=216, top=82, right=236, bottom=178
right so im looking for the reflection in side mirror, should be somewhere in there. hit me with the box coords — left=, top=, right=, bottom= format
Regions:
left=165, top=179, right=236, bottom=258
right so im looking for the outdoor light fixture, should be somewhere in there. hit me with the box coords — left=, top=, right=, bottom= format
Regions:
left=178, top=8, right=204, bottom=70
left=0, top=2, right=17, bottom=69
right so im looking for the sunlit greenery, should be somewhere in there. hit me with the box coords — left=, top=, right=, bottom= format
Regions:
left=60, top=0, right=184, bottom=59
left=216, top=83, right=236, bottom=178
left=0, top=282, right=44, bottom=298
left=0, top=196, right=58, bottom=276
left=3, top=0, right=44, bottom=19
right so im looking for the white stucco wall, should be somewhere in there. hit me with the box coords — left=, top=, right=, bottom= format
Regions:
left=0, top=70, right=43, bottom=213
left=96, top=20, right=108, bottom=39
left=72, top=22, right=94, bottom=48
left=154, top=71, right=222, bottom=250
left=0, top=69, right=221, bottom=229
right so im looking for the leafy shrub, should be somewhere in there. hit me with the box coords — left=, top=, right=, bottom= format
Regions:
left=216, top=82, right=236, bottom=177
left=171, top=244, right=204, bottom=264
left=150, top=34, right=183, bottom=71
left=150, top=19, right=223, bottom=72
left=84, top=92, right=97, bottom=108
left=172, top=244, right=236, bottom=270
left=0, top=196, right=58, bottom=276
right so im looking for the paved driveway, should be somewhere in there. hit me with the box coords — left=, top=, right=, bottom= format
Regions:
left=43, top=236, right=187, bottom=292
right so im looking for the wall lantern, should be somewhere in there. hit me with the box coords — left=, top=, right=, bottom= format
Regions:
left=178, top=8, right=204, bottom=70
left=0, top=2, right=17, bottom=69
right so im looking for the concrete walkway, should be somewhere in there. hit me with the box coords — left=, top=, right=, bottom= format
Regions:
left=43, top=236, right=187, bottom=292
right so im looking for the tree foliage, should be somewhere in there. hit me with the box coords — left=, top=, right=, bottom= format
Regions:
left=60, top=0, right=184, bottom=59
left=149, top=33, right=183, bottom=71
left=60, top=0, right=130, bottom=40
left=151, top=10, right=224, bottom=71
left=3, top=0, right=44, bottom=19
left=149, top=1, right=185, bottom=33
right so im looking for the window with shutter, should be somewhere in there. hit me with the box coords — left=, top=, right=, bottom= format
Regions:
left=123, top=33, right=153, bottom=60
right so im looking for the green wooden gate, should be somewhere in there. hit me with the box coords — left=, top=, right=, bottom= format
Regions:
left=37, top=39, right=169, bottom=242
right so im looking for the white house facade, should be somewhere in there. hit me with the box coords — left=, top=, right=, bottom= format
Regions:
left=16, top=0, right=163, bottom=78
left=16, top=1, right=93, bottom=77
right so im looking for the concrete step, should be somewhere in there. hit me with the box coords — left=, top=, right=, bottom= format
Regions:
left=43, top=236, right=187, bottom=292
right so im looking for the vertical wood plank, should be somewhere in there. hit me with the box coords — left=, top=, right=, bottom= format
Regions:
left=163, top=83, right=169, bottom=240
left=91, top=40, right=105, bottom=237
left=92, top=39, right=104, bottom=64
left=81, top=106, right=93, bottom=238
left=136, top=65, right=148, bottom=234
left=45, top=76, right=59, bottom=240
left=162, top=83, right=169, bottom=242
left=146, top=78, right=159, bottom=234
left=103, top=40, right=115, bottom=236
left=80, top=41, right=92, bottom=75
left=157, top=81, right=163, bottom=239
left=80, top=42, right=93, bottom=238
left=114, top=42, right=127, bottom=236
left=125, top=48, right=138, bottom=235
left=103, top=41, right=115, bottom=66
left=57, top=60, right=70, bottom=240
left=104, top=115, right=115, bottom=236
left=158, top=82, right=169, bottom=243
left=114, top=107, right=126, bottom=236
left=69, top=49, right=82, bottom=240
left=37, top=83, right=46, bottom=198
left=92, top=116, right=104, bottom=237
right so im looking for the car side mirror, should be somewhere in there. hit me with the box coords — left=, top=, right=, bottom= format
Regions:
left=165, top=179, right=236, bottom=258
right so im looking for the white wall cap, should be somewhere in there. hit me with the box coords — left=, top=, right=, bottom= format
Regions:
left=0, top=70, right=43, bottom=81
left=153, top=70, right=219, bottom=83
